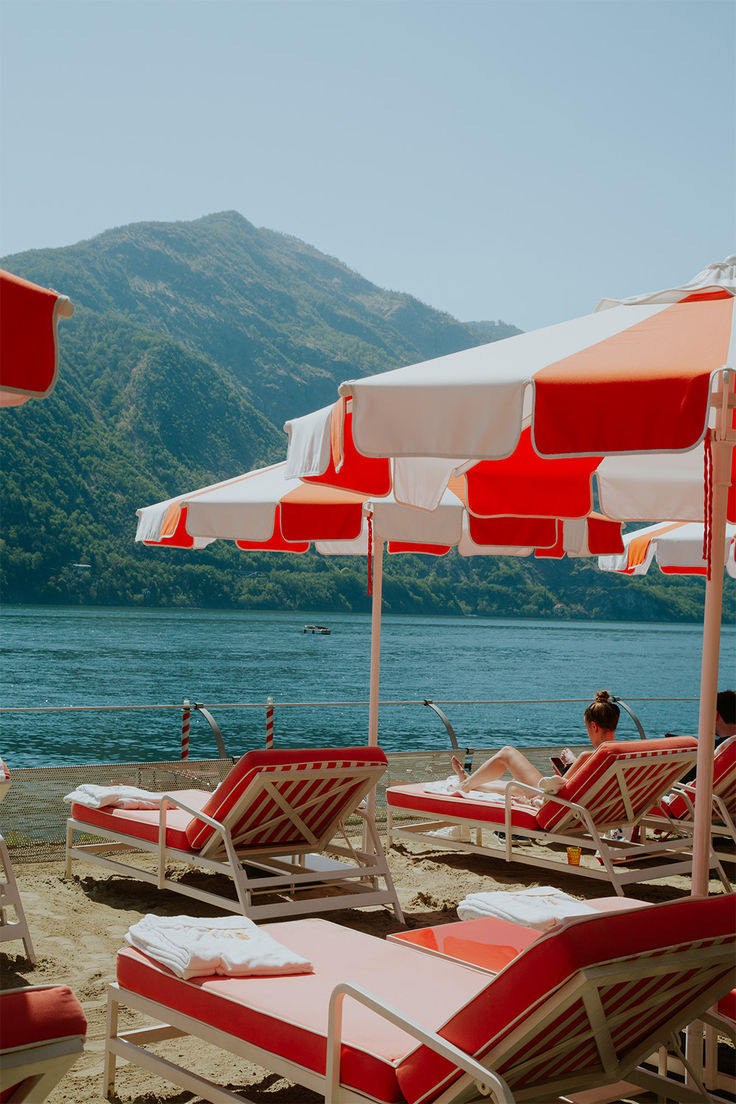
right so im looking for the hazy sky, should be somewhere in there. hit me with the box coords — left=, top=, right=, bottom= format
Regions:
left=1, top=0, right=734, bottom=330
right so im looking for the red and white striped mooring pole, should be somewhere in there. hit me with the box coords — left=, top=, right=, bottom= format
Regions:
left=265, top=696, right=274, bottom=750
left=181, top=699, right=191, bottom=760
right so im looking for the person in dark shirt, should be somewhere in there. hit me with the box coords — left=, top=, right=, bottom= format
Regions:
left=680, top=689, right=735, bottom=783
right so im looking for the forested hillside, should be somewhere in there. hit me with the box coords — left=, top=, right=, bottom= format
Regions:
left=1, top=212, right=731, bottom=622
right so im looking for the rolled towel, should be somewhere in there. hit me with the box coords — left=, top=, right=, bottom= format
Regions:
left=63, top=783, right=164, bottom=810
left=125, top=914, right=313, bottom=979
left=457, top=886, right=597, bottom=930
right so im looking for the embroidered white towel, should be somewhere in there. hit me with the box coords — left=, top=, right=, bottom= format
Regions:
left=63, top=783, right=164, bottom=810
left=457, top=886, right=597, bottom=930
left=125, top=914, right=314, bottom=979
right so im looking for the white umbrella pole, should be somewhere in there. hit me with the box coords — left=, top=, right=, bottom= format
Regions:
left=691, top=433, right=733, bottom=895
left=368, top=537, right=384, bottom=748
left=364, top=536, right=384, bottom=851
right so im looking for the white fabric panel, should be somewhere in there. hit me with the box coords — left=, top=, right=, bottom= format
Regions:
left=183, top=464, right=292, bottom=540
left=136, top=463, right=292, bottom=543
left=597, top=450, right=706, bottom=522
left=392, top=456, right=462, bottom=511
left=371, top=488, right=464, bottom=544
left=595, top=256, right=736, bottom=312
left=598, top=521, right=736, bottom=576
left=284, top=404, right=333, bottom=478
left=339, top=304, right=666, bottom=461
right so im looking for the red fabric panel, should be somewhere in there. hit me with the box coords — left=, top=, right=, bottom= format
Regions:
left=468, top=515, right=558, bottom=547
left=465, top=430, right=599, bottom=517
left=186, top=747, right=387, bottom=850
left=396, top=895, right=736, bottom=1104
left=236, top=504, right=310, bottom=551
left=0, top=986, right=86, bottom=1050
left=536, top=737, right=697, bottom=831
left=279, top=478, right=367, bottom=541
left=586, top=515, right=624, bottom=554
left=116, top=918, right=487, bottom=1104
left=387, top=542, right=451, bottom=556
left=386, top=783, right=541, bottom=831
left=533, top=298, right=730, bottom=455
left=148, top=504, right=195, bottom=547
left=71, top=790, right=208, bottom=850
left=303, top=402, right=392, bottom=496
left=0, top=271, right=61, bottom=397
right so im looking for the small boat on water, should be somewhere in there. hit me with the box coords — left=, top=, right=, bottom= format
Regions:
left=303, top=624, right=331, bottom=634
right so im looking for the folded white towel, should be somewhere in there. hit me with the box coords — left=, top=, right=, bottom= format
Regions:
left=63, top=783, right=164, bottom=810
left=125, top=914, right=313, bottom=979
left=457, top=886, right=597, bottom=930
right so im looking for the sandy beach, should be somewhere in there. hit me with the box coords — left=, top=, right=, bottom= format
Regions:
left=1, top=833, right=723, bottom=1104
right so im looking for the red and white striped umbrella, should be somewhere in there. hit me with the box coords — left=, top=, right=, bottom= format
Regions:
left=599, top=521, right=736, bottom=578
left=136, top=461, right=623, bottom=559
left=0, top=269, right=74, bottom=407
left=137, top=461, right=623, bottom=761
left=285, top=257, right=736, bottom=895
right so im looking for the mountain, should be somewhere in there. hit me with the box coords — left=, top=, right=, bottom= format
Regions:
left=1, top=211, right=731, bottom=622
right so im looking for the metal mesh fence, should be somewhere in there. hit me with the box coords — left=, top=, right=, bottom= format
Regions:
left=1, top=746, right=569, bottom=862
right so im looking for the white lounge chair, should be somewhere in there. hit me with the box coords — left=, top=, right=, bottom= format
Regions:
left=66, top=746, right=403, bottom=922
left=105, top=894, right=736, bottom=1103
left=387, top=736, right=730, bottom=895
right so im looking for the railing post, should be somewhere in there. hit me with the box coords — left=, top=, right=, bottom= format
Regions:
left=266, top=696, right=274, bottom=750
left=181, top=699, right=191, bottom=759
left=192, top=703, right=228, bottom=759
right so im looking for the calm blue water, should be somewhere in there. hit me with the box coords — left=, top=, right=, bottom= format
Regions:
left=0, top=606, right=734, bottom=767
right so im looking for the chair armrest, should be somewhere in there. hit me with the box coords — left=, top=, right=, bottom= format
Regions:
left=158, top=793, right=224, bottom=832
left=327, top=981, right=515, bottom=1104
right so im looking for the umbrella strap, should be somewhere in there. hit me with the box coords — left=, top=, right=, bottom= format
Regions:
left=703, top=430, right=713, bottom=581
left=367, top=514, right=373, bottom=596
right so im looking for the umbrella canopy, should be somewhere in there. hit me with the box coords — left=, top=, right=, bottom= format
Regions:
left=599, top=521, right=736, bottom=578
left=136, top=461, right=623, bottom=559
left=0, top=269, right=74, bottom=407
left=284, top=258, right=736, bottom=896
left=137, top=461, right=623, bottom=760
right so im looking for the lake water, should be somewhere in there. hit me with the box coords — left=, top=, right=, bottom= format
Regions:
left=0, top=606, right=734, bottom=767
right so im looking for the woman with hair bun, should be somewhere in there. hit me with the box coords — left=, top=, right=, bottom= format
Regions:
left=450, top=689, right=619, bottom=797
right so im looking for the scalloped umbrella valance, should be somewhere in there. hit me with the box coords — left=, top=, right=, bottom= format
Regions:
left=0, top=269, right=74, bottom=407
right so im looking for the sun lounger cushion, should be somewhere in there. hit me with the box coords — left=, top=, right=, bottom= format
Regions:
left=388, top=737, right=697, bottom=835
left=185, top=747, right=388, bottom=850
left=117, top=917, right=489, bottom=1104
left=652, top=736, right=736, bottom=822
left=0, top=985, right=86, bottom=1053
left=116, top=898, right=735, bottom=1104
left=396, top=894, right=734, bottom=1104
left=70, top=789, right=209, bottom=850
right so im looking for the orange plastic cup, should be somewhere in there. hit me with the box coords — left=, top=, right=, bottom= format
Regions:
left=566, top=846, right=582, bottom=866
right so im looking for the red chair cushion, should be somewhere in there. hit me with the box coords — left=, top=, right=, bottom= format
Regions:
left=396, top=894, right=735, bottom=1104
left=536, top=737, right=697, bottom=830
left=116, top=917, right=487, bottom=1104
left=186, top=746, right=388, bottom=850
left=386, top=783, right=540, bottom=830
left=71, top=790, right=208, bottom=850
left=0, top=985, right=86, bottom=1050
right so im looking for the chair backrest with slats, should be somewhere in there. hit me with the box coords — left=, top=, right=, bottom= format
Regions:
left=185, top=747, right=387, bottom=856
left=535, top=737, right=697, bottom=832
left=666, top=735, right=736, bottom=821
left=395, top=894, right=736, bottom=1104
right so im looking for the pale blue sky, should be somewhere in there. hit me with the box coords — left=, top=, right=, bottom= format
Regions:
left=1, top=0, right=733, bottom=330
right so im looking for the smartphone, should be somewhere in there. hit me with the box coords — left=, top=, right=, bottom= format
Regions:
left=550, top=755, right=569, bottom=776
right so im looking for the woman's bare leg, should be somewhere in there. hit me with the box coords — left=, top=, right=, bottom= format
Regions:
left=453, top=746, right=542, bottom=794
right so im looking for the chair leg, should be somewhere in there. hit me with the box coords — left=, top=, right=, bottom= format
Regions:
left=0, top=835, right=36, bottom=964
left=104, top=988, right=119, bottom=1099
